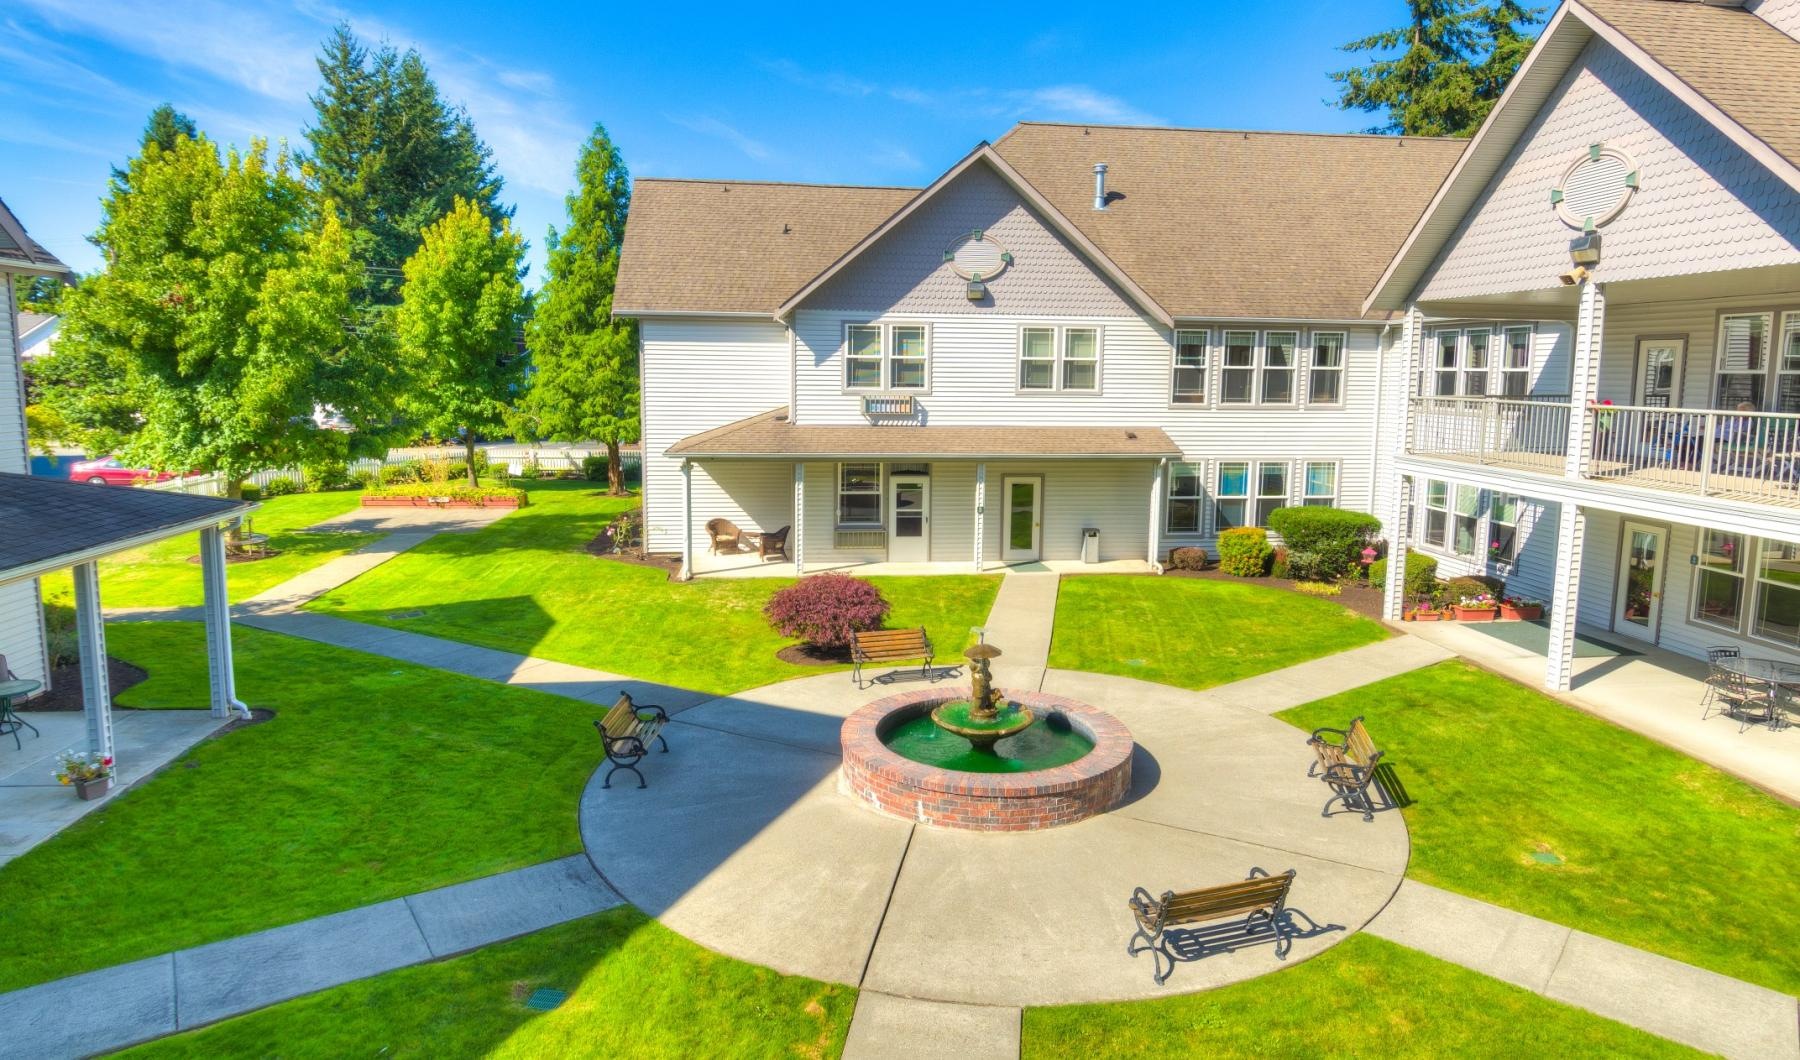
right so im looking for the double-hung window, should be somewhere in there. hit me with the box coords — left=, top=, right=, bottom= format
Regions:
left=1262, top=331, right=1297, bottom=404
left=1221, top=331, right=1256, bottom=404
left=1452, top=485, right=1481, bottom=556
left=1302, top=462, right=1337, bottom=507
left=1502, top=326, right=1533, bottom=397
left=1463, top=328, right=1491, bottom=396
left=1308, top=332, right=1345, bottom=405
left=1489, top=493, right=1520, bottom=564
left=1753, top=539, right=1800, bottom=648
left=1716, top=313, right=1770, bottom=409
left=1693, top=529, right=1747, bottom=631
left=1434, top=332, right=1460, bottom=396
left=1018, top=326, right=1099, bottom=391
left=837, top=463, right=881, bottom=525
left=1422, top=480, right=1450, bottom=550
left=1062, top=328, right=1099, bottom=390
left=845, top=323, right=927, bottom=391
left=1166, top=461, right=1203, bottom=533
left=1215, top=462, right=1250, bottom=529
left=1780, top=313, right=1800, bottom=414
left=1255, top=462, right=1289, bottom=526
left=1173, top=330, right=1208, bottom=404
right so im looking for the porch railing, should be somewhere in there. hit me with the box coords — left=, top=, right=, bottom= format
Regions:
left=1586, top=404, right=1800, bottom=505
left=1408, top=396, right=1572, bottom=469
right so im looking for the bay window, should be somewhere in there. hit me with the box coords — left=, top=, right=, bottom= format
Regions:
left=1166, top=461, right=1203, bottom=533
left=1173, top=330, right=1208, bottom=403
left=1216, top=462, right=1250, bottom=528
left=837, top=463, right=881, bottom=525
left=1309, top=332, right=1344, bottom=405
left=1693, top=529, right=1747, bottom=631
left=1221, top=331, right=1256, bottom=404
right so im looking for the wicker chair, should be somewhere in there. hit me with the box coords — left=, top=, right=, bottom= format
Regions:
left=706, top=518, right=745, bottom=555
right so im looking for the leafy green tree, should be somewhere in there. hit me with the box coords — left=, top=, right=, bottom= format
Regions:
left=305, top=24, right=507, bottom=304
left=45, top=134, right=389, bottom=500
left=110, top=104, right=199, bottom=192
left=519, top=124, right=637, bottom=495
left=395, top=198, right=528, bottom=487
left=1332, top=0, right=1544, bottom=137
left=13, top=274, right=66, bottom=313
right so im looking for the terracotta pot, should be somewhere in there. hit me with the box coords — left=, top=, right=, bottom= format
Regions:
left=1413, top=610, right=1442, bottom=622
left=1454, top=606, right=1499, bottom=622
left=74, top=775, right=112, bottom=801
left=1500, top=604, right=1543, bottom=621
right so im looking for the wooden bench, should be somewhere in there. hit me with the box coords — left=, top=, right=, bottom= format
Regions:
left=850, top=627, right=937, bottom=688
left=594, top=692, right=670, bottom=789
left=1306, top=716, right=1384, bottom=821
left=1128, top=869, right=1297, bottom=984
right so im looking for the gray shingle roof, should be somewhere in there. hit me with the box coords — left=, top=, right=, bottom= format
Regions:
left=0, top=199, right=71, bottom=274
left=0, top=473, right=255, bottom=581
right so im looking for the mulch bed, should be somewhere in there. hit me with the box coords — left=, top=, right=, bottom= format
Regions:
left=19, top=657, right=149, bottom=712
left=584, top=510, right=683, bottom=579
left=185, top=550, right=283, bottom=566
left=1161, top=567, right=1389, bottom=622
left=776, top=643, right=853, bottom=667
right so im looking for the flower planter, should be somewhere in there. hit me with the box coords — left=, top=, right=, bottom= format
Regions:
left=1500, top=603, right=1543, bottom=621
left=1412, top=610, right=1443, bottom=622
left=360, top=495, right=522, bottom=509
left=1454, top=606, right=1499, bottom=622
left=74, top=775, right=113, bottom=801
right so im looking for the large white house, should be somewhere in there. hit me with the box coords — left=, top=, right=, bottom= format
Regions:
left=616, top=0, right=1800, bottom=692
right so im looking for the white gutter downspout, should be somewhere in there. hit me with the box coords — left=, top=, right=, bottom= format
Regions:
left=679, top=459, right=693, bottom=582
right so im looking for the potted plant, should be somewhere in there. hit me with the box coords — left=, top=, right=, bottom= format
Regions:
left=1500, top=596, right=1544, bottom=621
left=1453, top=593, right=1501, bottom=622
left=55, top=751, right=114, bottom=800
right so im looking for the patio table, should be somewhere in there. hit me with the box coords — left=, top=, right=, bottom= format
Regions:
left=1718, top=657, right=1798, bottom=730
left=0, top=677, right=42, bottom=750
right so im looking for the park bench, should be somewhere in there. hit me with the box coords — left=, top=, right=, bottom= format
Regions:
left=851, top=627, right=940, bottom=688
left=1306, top=716, right=1384, bottom=821
left=1128, top=869, right=1297, bottom=984
left=594, top=692, right=670, bottom=789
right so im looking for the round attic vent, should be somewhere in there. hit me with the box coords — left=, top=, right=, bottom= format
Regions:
left=1552, top=144, right=1640, bottom=231
left=944, top=230, right=1012, bottom=281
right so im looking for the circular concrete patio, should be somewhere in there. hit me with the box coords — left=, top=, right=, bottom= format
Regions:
left=579, top=668, right=1407, bottom=1005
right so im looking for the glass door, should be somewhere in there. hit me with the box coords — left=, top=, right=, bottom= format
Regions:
left=887, top=475, right=929, bottom=563
left=1001, top=476, right=1041, bottom=562
left=1615, top=521, right=1667, bottom=642
left=1635, top=338, right=1684, bottom=408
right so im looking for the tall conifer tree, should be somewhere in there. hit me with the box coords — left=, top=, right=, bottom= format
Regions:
left=1332, top=0, right=1543, bottom=137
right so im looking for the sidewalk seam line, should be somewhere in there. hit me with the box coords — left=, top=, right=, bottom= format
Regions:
left=856, top=823, right=916, bottom=989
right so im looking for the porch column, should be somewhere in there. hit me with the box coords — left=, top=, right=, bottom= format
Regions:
left=679, top=459, right=693, bottom=581
left=792, top=463, right=806, bottom=577
left=1545, top=502, right=1587, bottom=692
left=1383, top=473, right=1412, bottom=620
left=1147, top=459, right=1167, bottom=569
left=1565, top=281, right=1605, bottom=479
left=200, top=525, right=247, bottom=718
left=972, top=463, right=986, bottom=572
left=71, top=561, right=113, bottom=761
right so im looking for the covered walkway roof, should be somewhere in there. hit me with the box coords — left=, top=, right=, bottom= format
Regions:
left=666, top=407, right=1181, bottom=460
left=0, top=473, right=254, bottom=586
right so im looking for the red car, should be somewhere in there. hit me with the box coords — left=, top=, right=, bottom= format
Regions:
left=68, top=456, right=179, bottom=487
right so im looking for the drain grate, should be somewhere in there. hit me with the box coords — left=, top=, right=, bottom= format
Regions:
left=524, top=987, right=568, bottom=1012
left=1530, top=850, right=1564, bottom=865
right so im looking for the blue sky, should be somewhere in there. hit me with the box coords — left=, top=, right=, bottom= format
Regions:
left=1, top=0, right=1420, bottom=282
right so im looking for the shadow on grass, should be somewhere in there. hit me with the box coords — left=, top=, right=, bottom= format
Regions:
left=1131, top=903, right=1345, bottom=987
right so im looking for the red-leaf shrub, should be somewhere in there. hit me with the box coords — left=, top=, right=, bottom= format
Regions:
left=764, top=573, right=891, bottom=649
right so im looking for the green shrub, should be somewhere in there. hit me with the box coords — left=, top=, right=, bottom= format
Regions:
left=1165, top=546, right=1209, bottom=571
left=360, top=482, right=528, bottom=507
left=350, top=468, right=379, bottom=490
left=382, top=461, right=425, bottom=486
left=1371, top=550, right=1438, bottom=598
left=582, top=454, right=608, bottom=482
left=239, top=485, right=262, bottom=502
left=262, top=476, right=300, bottom=498
left=42, top=601, right=77, bottom=668
left=1443, top=574, right=1505, bottom=602
left=1285, top=551, right=1332, bottom=581
left=1265, top=507, right=1382, bottom=581
left=302, top=461, right=352, bottom=492
left=1216, top=527, right=1272, bottom=577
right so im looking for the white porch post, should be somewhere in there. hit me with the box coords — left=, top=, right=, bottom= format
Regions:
left=1565, top=281, right=1605, bottom=479
left=71, top=561, right=113, bottom=761
left=793, top=462, right=806, bottom=577
left=679, top=459, right=693, bottom=581
left=972, top=463, right=987, bottom=572
left=1546, top=502, right=1587, bottom=692
left=1147, top=459, right=1167, bottom=569
left=1383, top=473, right=1412, bottom=620
left=200, top=525, right=247, bottom=718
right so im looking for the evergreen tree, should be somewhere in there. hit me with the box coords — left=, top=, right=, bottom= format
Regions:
left=394, top=198, right=529, bottom=486
left=1331, top=0, right=1544, bottom=137
left=110, top=104, right=199, bottom=191
left=519, top=123, right=638, bottom=495
left=305, top=24, right=508, bottom=304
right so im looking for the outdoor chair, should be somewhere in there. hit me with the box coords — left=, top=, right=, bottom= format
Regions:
left=1128, top=868, right=1297, bottom=984
left=594, top=692, right=670, bottom=789
left=706, top=518, right=745, bottom=555
left=1306, top=717, right=1384, bottom=821
left=1706, top=665, right=1777, bottom=733
left=758, top=525, right=791, bottom=562
left=1700, top=646, right=1742, bottom=717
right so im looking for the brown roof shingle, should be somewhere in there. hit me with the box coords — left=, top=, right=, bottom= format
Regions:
left=1576, top=0, right=1800, bottom=174
left=667, top=407, right=1181, bottom=459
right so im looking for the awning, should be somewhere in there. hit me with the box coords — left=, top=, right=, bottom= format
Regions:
left=0, top=473, right=256, bottom=587
left=666, top=407, right=1181, bottom=460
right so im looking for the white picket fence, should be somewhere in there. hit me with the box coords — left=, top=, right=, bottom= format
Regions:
left=238, top=446, right=641, bottom=490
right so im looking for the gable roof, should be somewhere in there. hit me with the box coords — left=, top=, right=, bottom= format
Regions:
left=1365, top=0, right=1800, bottom=312
left=0, top=198, right=71, bottom=275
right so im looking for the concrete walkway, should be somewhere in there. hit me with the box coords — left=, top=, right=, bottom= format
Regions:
left=1367, top=879, right=1799, bottom=1060
left=982, top=571, right=1061, bottom=689
left=0, top=855, right=620, bottom=1060
left=236, top=529, right=436, bottom=613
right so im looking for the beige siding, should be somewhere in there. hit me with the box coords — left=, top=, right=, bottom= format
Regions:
left=1417, top=39, right=1800, bottom=303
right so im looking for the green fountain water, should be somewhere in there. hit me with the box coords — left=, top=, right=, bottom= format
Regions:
left=879, top=639, right=1094, bottom=773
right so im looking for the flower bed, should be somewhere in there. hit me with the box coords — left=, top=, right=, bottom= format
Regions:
left=360, top=484, right=527, bottom=509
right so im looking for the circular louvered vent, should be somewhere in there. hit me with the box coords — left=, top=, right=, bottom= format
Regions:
left=944, top=230, right=1011, bottom=281
left=1553, top=145, right=1639, bottom=230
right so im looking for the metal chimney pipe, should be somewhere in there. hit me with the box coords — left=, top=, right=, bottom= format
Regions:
left=1093, top=163, right=1108, bottom=210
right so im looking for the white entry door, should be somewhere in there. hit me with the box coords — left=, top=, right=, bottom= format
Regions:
left=1001, top=476, right=1042, bottom=563
left=1615, top=521, right=1668, bottom=642
left=1635, top=338, right=1685, bottom=408
left=888, top=475, right=930, bottom=563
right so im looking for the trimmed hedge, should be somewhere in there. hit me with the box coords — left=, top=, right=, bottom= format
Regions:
left=1216, top=527, right=1272, bottom=577
left=361, top=483, right=528, bottom=506
left=1370, top=550, right=1438, bottom=598
left=1265, top=507, right=1382, bottom=581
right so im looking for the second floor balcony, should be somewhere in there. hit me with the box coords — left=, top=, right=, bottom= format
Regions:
left=1408, top=396, right=1800, bottom=509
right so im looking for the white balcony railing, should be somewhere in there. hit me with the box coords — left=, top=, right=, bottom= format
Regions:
left=1409, top=396, right=1572, bottom=472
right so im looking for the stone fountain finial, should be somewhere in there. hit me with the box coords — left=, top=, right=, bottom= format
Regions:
left=963, top=642, right=1003, bottom=721
left=930, top=640, right=1033, bottom=752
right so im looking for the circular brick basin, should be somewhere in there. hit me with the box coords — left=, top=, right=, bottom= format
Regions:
left=839, top=687, right=1134, bottom=831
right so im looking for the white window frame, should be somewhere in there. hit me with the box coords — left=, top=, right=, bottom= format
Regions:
left=1215, top=461, right=1251, bottom=529
left=1434, top=331, right=1461, bottom=396
left=1254, top=460, right=1290, bottom=527
left=836, top=462, right=883, bottom=527
left=1301, top=461, right=1338, bottom=507
left=844, top=322, right=930, bottom=392
left=1165, top=460, right=1204, bottom=534
left=1489, top=492, right=1521, bottom=565
left=1463, top=327, right=1492, bottom=396
left=1691, top=528, right=1748, bottom=634
left=1751, top=537, right=1800, bottom=649
left=1715, top=312, right=1771, bottom=410
left=1502, top=325, right=1534, bottom=397
left=1261, top=331, right=1299, bottom=406
left=1452, top=484, right=1481, bottom=557
left=1017, top=324, right=1102, bottom=393
left=1172, top=329, right=1208, bottom=405
left=1422, top=479, right=1451, bottom=551
left=888, top=323, right=929, bottom=390
left=1220, top=330, right=1257, bottom=405
left=845, top=324, right=884, bottom=391
left=1779, top=312, right=1800, bottom=414
left=1061, top=327, right=1100, bottom=392
left=1307, top=332, right=1346, bottom=407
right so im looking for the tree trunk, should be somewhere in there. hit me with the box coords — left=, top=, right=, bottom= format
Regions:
left=606, top=440, right=625, bottom=496
left=224, top=478, right=245, bottom=546
left=464, top=433, right=479, bottom=488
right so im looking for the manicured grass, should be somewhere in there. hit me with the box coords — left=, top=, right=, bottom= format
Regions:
left=0, top=622, right=601, bottom=993
left=308, top=480, right=1003, bottom=696
left=1023, top=933, right=1697, bottom=1058
left=1279, top=661, right=1800, bottom=995
left=118, top=908, right=855, bottom=1060
left=1047, top=575, right=1388, bottom=691
left=39, top=490, right=376, bottom=609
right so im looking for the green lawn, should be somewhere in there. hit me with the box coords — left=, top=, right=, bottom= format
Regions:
left=1279, top=661, right=1800, bottom=995
left=118, top=908, right=855, bottom=1060
left=0, top=621, right=601, bottom=993
left=40, top=490, right=376, bottom=609
left=1048, top=575, right=1388, bottom=691
left=1023, top=933, right=1696, bottom=1058
left=308, top=480, right=1003, bottom=696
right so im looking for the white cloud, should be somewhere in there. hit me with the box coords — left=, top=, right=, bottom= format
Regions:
left=669, top=115, right=774, bottom=162
left=868, top=142, right=923, bottom=171
left=1007, top=85, right=1163, bottom=126
left=762, top=57, right=1163, bottom=127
